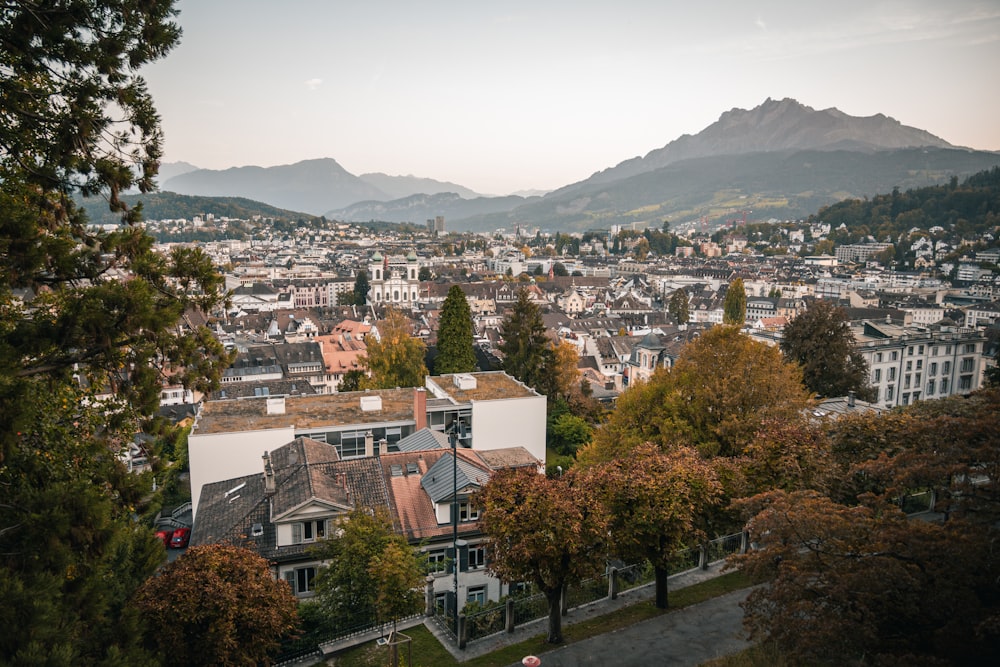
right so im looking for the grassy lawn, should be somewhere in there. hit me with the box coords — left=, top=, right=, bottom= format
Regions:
left=329, top=570, right=751, bottom=667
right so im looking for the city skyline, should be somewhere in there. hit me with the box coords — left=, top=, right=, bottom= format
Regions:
left=145, top=0, right=1000, bottom=195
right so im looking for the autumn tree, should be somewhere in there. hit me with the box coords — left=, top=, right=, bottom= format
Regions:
left=780, top=299, right=874, bottom=400
left=1, top=2, right=232, bottom=663
left=361, top=308, right=428, bottom=389
left=583, top=444, right=722, bottom=608
left=133, top=544, right=300, bottom=667
left=733, top=490, right=1000, bottom=665
left=435, top=284, right=476, bottom=374
left=312, top=507, right=424, bottom=631
left=722, top=278, right=746, bottom=325
left=476, top=468, right=607, bottom=644
left=581, top=326, right=811, bottom=463
left=740, top=418, right=834, bottom=496
left=667, top=288, right=690, bottom=324
left=499, top=287, right=553, bottom=395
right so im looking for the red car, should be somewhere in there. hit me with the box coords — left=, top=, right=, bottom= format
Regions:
left=170, top=527, right=191, bottom=549
left=155, top=529, right=172, bottom=548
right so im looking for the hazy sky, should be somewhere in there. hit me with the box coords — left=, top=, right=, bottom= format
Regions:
left=144, top=0, right=1000, bottom=195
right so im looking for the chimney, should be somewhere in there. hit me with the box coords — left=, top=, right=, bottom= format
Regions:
left=379, top=438, right=388, bottom=456
left=413, top=387, right=427, bottom=431
left=847, top=390, right=856, bottom=408
left=364, top=430, right=374, bottom=458
left=262, top=451, right=275, bottom=495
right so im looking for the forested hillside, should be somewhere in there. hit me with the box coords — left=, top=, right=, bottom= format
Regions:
left=811, top=166, right=1000, bottom=243
left=79, top=191, right=317, bottom=226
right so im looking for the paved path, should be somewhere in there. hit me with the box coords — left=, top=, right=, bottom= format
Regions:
left=506, top=588, right=752, bottom=667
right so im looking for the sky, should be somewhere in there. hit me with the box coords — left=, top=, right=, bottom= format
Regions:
left=143, top=0, right=1000, bottom=196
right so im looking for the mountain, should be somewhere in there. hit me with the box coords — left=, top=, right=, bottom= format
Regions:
left=156, top=161, right=200, bottom=184
left=358, top=173, right=481, bottom=200
left=326, top=191, right=536, bottom=224
left=563, top=97, right=955, bottom=193
left=161, top=158, right=388, bottom=214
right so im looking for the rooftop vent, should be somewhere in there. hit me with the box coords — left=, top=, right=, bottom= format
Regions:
left=406, top=462, right=419, bottom=475
left=265, top=396, right=285, bottom=414
left=390, top=464, right=403, bottom=477
left=251, top=523, right=264, bottom=537
left=453, top=374, right=477, bottom=390
left=360, top=395, right=382, bottom=412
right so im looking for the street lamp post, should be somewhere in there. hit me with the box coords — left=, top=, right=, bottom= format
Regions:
left=449, top=422, right=466, bottom=637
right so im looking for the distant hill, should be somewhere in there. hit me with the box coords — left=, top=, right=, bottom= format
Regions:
left=156, top=161, right=200, bottom=184
left=161, top=158, right=388, bottom=214
left=79, top=191, right=317, bottom=226
left=358, top=173, right=481, bottom=200
left=326, top=191, right=538, bottom=225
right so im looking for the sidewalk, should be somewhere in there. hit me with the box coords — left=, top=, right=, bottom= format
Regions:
left=423, top=561, right=740, bottom=663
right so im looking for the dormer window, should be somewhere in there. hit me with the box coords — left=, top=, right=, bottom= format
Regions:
left=458, top=502, right=479, bottom=522
left=292, top=519, right=328, bottom=544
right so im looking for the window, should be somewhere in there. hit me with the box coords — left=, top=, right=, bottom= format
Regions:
left=904, top=375, right=911, bottom=390
left=907, top=346, right=914, bottom=356
left=959, top=375, right=973, bottom=390
left=906, top=361, right=912, bottom=372
left=915, top=373, right=921, bottom=385
left=946, top=345, right=952, bottom=355
left=930, top=362, right=937, bottom=376
left=875, top=352, right=883, bottom=363
left=427, top=549, right=447, bottom=574
left=960, top=358, right=974, bottom=373
left=927, top=380, right=935, bottom=395
left=916, top=360, right=922, bottom=370
left=467, top=586, right=486, bottom=606
left=338, top=430, right=367, bottom=458
left=918, top=345, right=924, bottom=355
left=964, top=343, right=976, bottom=354
left=468, top=545, right=486, bottom=570
left=943, top=361, right=951, bottom=375
left=292, top=520, right=328, bottom=544
left=888, top=367, right=896, bottom=381
left=902, top=393, right=910, bottom=406
left=891, top=351, right=898, bottom=361
left=932, top=346, right=939, bottom=356
left=284, top=567, right=316, bottom=595
left=940, top=378, right=949, bottom=394
left=873, top=368, right=881, bottom=383
left=886, top=386, right=895, bottom=401
left=459, top=502, right=480, bottom=522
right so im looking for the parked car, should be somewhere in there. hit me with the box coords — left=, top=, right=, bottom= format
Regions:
left=155, top=529, right=172, bottom=548
left=170, top=527, right=191, bottom=549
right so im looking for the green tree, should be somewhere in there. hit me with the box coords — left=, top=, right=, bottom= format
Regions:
left=1, top=3, right=232, bottom=663
left=476, top=468, right=607, bottom=644
left=552, top=262, right=569, bottom=277
left=133, top=544, right=299, bottom=667
left=337, top=368, right=367, bottom=392
left=418, top=266, right=433, bottom=281
left=780, top=299, right=875, bottom=400
left=667, top=288, right=690, bottom=324
left=499, top=287, right=553, bottom=395
left=583, top=444, right=722, bottom=608
left=435, top=285, right=476, bottom=374
left=722, top=278, right=746, bottom=326
left=547, top=412, right=593, bottom=457
left=312, top=507, right=423, bottom=630
left=352, top=270, right=371, bottom=306
left=361, top=308, right=428, bottom=389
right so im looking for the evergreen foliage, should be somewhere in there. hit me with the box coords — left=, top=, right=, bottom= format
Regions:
left=435, top=285, right=476, bottom=374
left=499, top=287, right=553, bottom=395
left=722, top=278, right=746, bottom=326
left=667, top=288, right=690, bottom=324
left=1, top=3, right=232, bottom=662
left=352, top=270, right=371, bottom=306
left=780, top=299, right=875, bottom=400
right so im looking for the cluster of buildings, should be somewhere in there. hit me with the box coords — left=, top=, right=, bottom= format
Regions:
left=140, top=214, right=998, bottom=619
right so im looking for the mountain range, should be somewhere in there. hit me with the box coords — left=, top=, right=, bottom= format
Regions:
left=157, top=98, right=1000, bottom=232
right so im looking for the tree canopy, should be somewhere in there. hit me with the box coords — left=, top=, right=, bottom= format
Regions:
left=351, top=270, right=370, bottom=306
left=476, top=468, right=607, bottom=644
left=499, top=287, right=553, bottom=396
left=1, top=2, right=232, bottom=663
left=133, top=544, right=300, bottom=667
left=582, top=444, right=721, bottom=608
left=667, top=288, right=689, bottom=325
left=361, top=308, right=428, bottom=389
left=435, top=284, right=476, bottom=374
left=722, top=278, right=746, bottom=326
left=580, top=326, right=811, bottom=462
left=311, top=507, right=424, bottom=631
left=780, top=299, right=874, bottom=400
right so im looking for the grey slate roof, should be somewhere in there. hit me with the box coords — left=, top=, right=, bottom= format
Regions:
left=395, top=428, right=449, bottom=452
left=420, top=452, right=491, bottom=504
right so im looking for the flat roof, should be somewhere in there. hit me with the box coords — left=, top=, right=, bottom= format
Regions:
left=430, top=371, right=537, bottom=403
left=193, top=388, right=417, bottom=435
